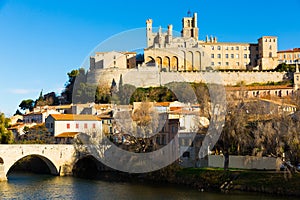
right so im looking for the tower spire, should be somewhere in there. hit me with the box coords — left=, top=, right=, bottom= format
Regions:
left=187, top=9, right=191, bottom=17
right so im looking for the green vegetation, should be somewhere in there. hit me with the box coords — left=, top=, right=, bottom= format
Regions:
left=274, top=63, right=296, bottom=72
left=16, top=124, right=55, bottom=144
left=0, top=113, right=13, bottom=144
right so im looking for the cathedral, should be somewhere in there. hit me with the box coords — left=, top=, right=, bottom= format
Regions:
left=144, top=13, right=278, bottom=71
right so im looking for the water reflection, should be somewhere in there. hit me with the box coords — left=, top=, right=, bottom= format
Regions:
left=0, top=173, right=297, bottom=200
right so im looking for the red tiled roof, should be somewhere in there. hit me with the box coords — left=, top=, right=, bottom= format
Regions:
left=55, top=132, right=79, bottom=138
left=49, top=114, right=101, bottom=121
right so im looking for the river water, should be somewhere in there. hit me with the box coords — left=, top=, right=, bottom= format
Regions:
left=0, top=173, right=297, bottom=200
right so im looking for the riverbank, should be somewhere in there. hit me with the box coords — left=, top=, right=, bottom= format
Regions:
left=91, top=166, right=300, bottom=197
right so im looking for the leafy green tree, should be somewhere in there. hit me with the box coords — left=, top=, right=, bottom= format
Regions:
left=14, top=109, right=23, bottom=116
left=62, top=68, right=86, bottom=104
left=95, top=82, right=112, bottom=104
left=17, top=124, right=54, bottom=144
left=0, top=113, right=14, bottom=144
left=19, top=99, right=34, bottom=111
left=274, top=63, right=295, bottom=72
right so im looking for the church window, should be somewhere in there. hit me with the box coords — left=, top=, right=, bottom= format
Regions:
left=269, top=45, right=272, bottom=50
left=269, top=52, right=272, bottom=57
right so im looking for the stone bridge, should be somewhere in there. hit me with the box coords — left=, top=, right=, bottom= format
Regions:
left=0, top=144, right=109, bottom=181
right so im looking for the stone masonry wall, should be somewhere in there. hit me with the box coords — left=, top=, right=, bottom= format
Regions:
left=87, top=68, right=287, bottom=87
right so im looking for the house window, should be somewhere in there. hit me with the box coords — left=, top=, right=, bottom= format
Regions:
left=211, top=46, right=214, bottom=50
left=231, top=54, right=234, bottom=58
left=218, top=62, right=221, bottom=66
left=244, top=46, right=247, bottom=50
left=236, top=54, right=239, bottom=58
left=67, top=123, right=70, bottom=129
left=236, top=46, right=239, bottom=50
left=76, top=123, right=79, bottom=129
left=46, top=123, right=49, bottom=128
left=211, top=62, right=214, bottom=66
left=231, top=46, right=234, bottom=50
left=217, top=54, right=221, bottom=58
left=225, top=54, right=229, bottom=58
left=93, top=123, right=96, bottom=129
left=51, top=123, right=53, bottom=128
left=217, top=46, right=221, bottom=50
left=226, top=62, right=229, bottom=66
left=211, top=54, right=214, bottom=58
left=84, top=123, right=88, bottom=129
left=225, top=46, right=228, bottom=50
left=236, top=62, right=240, bottom=66
left=244, top=62, right=247, bottom=66
left=244, top=54, right=247, bottom=58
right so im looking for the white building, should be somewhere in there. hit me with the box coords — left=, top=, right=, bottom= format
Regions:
left=45, top=114, right=102, bottom=138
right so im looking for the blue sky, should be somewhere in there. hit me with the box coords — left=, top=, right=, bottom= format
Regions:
left=0, top=0, right=299, bottom=116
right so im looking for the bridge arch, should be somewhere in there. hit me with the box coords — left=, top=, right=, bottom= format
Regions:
left=6, top=154, right=59, bottom=177
left=72, top=155, right=109, bottom=179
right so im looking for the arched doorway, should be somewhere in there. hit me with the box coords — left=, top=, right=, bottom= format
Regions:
left=171, top=56, right=179, bottom=71
left=186, top=51, right=193, bottom=71
left=146, top=56, right=155, bottom=66
left=195, top=51, right=201, bottom=71
left=156, top=57, right=162, bottom=71
left=163, top=56, right=170, bottom=71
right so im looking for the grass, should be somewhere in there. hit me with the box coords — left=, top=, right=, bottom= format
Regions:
left=174, top=167, right=300, bottom=196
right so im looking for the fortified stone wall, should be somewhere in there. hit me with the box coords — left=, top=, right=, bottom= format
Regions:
left=87, top=68, right=287, bottom=87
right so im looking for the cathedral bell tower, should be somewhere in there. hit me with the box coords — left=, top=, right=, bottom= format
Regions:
left=181, top=12, right=199, bottom=41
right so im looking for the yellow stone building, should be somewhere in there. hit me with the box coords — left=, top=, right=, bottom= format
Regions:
left=144, top=13, right=279, bottom=71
